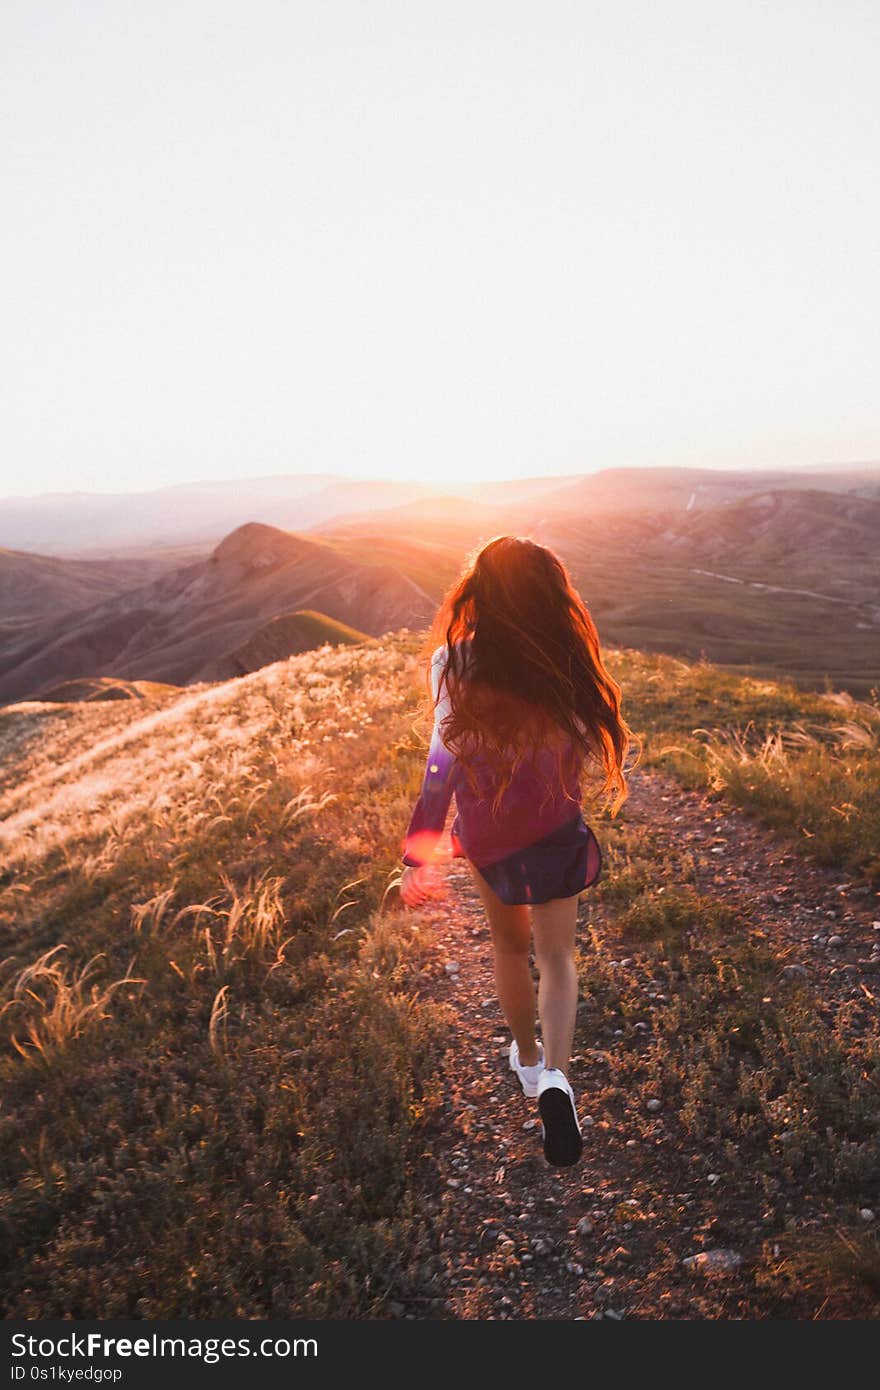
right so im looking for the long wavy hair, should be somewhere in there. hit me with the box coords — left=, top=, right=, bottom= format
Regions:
left=420, top=535, right=636, bottom=814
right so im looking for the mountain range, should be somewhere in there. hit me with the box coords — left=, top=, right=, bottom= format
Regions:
left=0, top=464, right=878, bottom=704
left=0, top=523, right=432, bottom=705
left=3, top=463, right=877, bottom=557
left=0, top=474, right=435, bottom=555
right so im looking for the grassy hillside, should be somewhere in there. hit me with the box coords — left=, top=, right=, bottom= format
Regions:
left=214, top=609, right=371, bottom=679
left=0, top=632, right=877, bottom=1315
left=39, top=676, right=182, bottom=703
left=0, top=634, right=449, bottom=1316
left=267, top=608, right=369, bottom=647
left=615, top=648, right=880, bottom=881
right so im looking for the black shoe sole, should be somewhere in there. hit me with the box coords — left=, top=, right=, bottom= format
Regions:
left=539, top=1086, right=584, bottom=1167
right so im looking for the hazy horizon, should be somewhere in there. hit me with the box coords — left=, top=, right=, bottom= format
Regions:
left=3, top=455, right=880, bottom=504
left=3, top=2, right=879, bottom=495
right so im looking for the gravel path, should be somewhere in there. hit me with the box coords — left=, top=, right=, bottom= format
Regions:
left=412, top=767, right=880, bottom=1320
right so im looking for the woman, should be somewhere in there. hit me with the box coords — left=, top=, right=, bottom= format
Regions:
left=399, top=535, right=634, bottom=1167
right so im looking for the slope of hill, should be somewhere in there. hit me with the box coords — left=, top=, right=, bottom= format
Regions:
left=0, top=522, right=434, bottom=705
left=663, top=488, right=880, bottom=583
left=528, top=490, right=880, bottom=693
left=200, top=609, right=370, bottom=680
left=0, top=632, right=877, bottom=1317
left=0, top=546, right=191, bottom=623
left=38, top=676, right=182, bottom=703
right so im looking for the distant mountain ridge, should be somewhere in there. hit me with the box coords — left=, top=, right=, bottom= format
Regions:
left=3, top=463, right=877, bottom=556
left=0, top=474, right=436, bottom=554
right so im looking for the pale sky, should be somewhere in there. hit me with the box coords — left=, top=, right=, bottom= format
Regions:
left=1, top=1, right=878, bottom=496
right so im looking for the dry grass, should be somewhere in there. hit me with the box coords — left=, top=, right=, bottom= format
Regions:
left=608, top=649, right=880, bottom=879
left=582, top=809, right=880, bottom=1316
left=0, top=630, right=876, bottom=1316
left=0, top=945, right=145, bottom=1066
left=0, top=632, right=450, bottom=1317
left=754, top=1227, right=880, bottom=1317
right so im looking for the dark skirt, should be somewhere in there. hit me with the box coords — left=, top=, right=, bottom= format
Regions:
left=453, top=812, right=602, bottom=906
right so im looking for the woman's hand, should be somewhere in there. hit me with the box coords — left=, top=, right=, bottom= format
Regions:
left=399, top=864, right=445, bottom=908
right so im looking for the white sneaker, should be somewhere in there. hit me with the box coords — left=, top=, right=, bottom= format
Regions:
left=537, top=1068, right=583, bottom=1167
left=509, top=1038, right=545, bottom=1097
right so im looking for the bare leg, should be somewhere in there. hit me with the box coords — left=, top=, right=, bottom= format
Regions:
left=531, top=894, right=580, bottom=1073
left=467, top=861, right=539, bottom=1066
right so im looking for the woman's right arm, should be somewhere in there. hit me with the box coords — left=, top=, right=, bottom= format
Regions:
left=400, top=645, right=459, bottom=870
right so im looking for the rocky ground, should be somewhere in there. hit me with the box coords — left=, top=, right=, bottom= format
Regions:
left=409, top=767, right=880, bottom=1319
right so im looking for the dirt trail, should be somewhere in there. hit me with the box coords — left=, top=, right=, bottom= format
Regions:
left=412, top=767, right=880, bottom=1320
